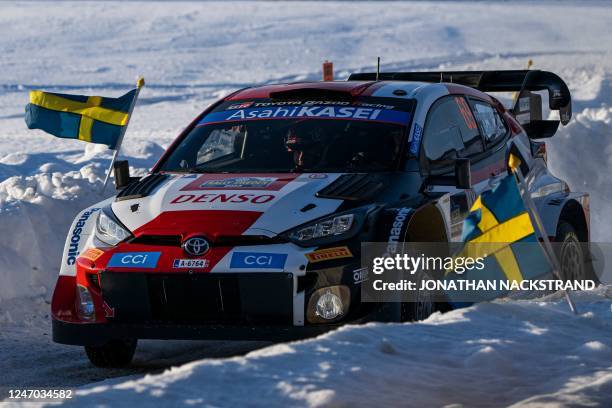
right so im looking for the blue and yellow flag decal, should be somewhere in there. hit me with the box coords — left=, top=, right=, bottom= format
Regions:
left=25, top=80, right=142, bottom=148
left=446, top=173, right=551, bottom=302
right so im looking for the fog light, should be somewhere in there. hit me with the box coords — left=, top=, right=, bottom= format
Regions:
left=76, top=284, right=95, bottom=321
left=316, top=291, right=343, bottom=320
left=307, top=285, right=350, bottom=324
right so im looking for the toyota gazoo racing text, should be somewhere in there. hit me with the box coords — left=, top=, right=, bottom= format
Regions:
left=51, top=70, right=592, bottom=367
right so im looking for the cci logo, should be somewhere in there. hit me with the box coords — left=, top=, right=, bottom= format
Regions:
left=107, top=252, right=161, bottom=269
left=230, top=252, right=287, bottom=269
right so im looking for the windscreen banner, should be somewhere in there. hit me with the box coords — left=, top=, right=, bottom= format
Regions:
left=197, top=98, right=413, bottom=126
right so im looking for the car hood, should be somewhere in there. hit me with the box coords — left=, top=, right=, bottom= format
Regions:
left=111, top=173, right=346, bottom=238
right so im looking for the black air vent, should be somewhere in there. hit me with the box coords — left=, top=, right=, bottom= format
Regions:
left=316, top=173, right=387, bottom=201
left=116, top=174, right=169, bottom=202
left=130, top=234, right=285, bottom=247
left=269, top=88, right=353, bottom=100
left=130, top=235, right=182, bottom=246
left=99, top=272, right=293, bottom=325
left=146, top=273, right=293, bottom=325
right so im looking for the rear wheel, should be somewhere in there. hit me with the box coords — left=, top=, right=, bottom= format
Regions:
left=85, top=339, right=137, bottom=368
left=555, top=221, right=596, bottom=282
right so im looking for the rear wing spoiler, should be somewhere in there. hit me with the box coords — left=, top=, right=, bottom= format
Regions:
left=348, top=70, right=572, bottom=138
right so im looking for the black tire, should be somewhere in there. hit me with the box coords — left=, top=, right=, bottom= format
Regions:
left=401, top=297, right=435, bottom=322
left=400, top=273, right=436, bottom=322
left=85, top=339, right=137, bottom=368
left=555, top=221, right=595, bottom=282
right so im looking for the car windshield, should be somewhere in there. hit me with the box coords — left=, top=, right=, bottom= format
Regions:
left=160, top=98, right=414, bottom=173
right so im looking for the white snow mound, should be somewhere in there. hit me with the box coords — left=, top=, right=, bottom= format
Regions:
left=50, top=288, right=612, bottom=407
left=0, top=144, right=159, bottom=303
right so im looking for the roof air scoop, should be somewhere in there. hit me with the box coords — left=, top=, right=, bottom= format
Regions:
left=269, top=88, right=353, bottom=100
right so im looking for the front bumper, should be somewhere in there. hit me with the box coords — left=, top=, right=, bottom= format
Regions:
left=52, top=245, right=385, bottom=345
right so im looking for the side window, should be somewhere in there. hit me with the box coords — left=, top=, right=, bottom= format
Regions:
left=422, top=96, right=483, bottom=166
left=471, top=100, right=507, bottom=144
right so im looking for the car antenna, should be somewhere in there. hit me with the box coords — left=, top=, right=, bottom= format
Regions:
left=376, top=57, right=380, bottom=81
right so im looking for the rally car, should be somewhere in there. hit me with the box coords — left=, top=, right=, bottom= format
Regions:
left=52, top=70, right=592, bottom=367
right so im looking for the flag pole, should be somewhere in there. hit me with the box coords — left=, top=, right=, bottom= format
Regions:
left=101, top=77, right=145, bottom=193
left=509, top=155, right=577, bottom=314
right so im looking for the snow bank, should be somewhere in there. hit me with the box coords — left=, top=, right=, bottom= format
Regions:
left=548, top=104, right=612, bottom=240
left=47, top=288, right=612, bottom=407
left=0, top=162, right=102, bottom=302
left=0, top=144, right=160, bottom=303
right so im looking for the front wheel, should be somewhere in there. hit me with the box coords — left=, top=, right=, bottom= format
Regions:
left=85, top=339, right=137, bottom=368
left=400, top=272, right=436, bottom=322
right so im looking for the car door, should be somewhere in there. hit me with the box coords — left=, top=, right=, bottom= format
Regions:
left=420, top=95, right=486, bottom=241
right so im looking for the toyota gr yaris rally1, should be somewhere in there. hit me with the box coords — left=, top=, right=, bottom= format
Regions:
left=51, top=70, right=592, bottom=367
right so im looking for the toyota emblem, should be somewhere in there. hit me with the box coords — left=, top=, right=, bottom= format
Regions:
left=182, top=237, right=210, bottom=257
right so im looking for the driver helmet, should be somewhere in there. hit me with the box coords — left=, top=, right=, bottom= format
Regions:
left=285, top=121, right=328, bottom=168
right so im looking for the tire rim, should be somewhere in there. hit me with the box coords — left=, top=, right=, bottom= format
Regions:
left=560, top=237, right=582, bottom=280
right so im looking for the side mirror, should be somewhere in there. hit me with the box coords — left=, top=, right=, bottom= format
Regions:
left=423, top=158, right=471, bottom=190
left=454, top=158, right=471, bottom=189
left=113, top=160, right=137, bottom=190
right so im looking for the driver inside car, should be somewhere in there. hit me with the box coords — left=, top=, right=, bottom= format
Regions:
left=284, top=121, right=330, bottom=171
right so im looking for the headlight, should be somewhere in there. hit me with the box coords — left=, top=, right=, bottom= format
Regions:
left=307, top=285, right=350, bottom=324
left=293, top=214, right=354, bottom=241
left=285, top=206, right=376, bottom=247
left=95, top=207, right=132, bottom=246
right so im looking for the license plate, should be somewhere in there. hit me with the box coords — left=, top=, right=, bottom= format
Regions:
left=173, top=259, right=209, bottom=269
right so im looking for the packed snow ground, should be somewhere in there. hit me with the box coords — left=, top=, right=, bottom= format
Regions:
left=37, top=288, right=612, bottom=407
left=0, top=1, right=610, bottom=406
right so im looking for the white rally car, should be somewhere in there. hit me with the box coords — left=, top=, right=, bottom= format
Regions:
left=52, top=70, right=591, bottom=367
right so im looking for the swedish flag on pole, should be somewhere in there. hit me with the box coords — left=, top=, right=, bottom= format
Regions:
left=24, top=78, right=145, bottom=190
left=446, top=154, right=576, bottom=312
left=457, top=173, right=548, bottom=284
